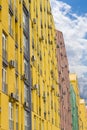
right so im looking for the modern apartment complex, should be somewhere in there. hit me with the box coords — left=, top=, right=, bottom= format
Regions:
left=56, top=30, right=72, bottom=130
left=0, top=0, right=87, bottom=130
left=0, top=0, right=60, bottom=130
left=30, top=1, right=60, bottom=130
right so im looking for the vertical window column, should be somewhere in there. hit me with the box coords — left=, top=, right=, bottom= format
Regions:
left=9, top=102, right=14, bottom=130
left=25, top=111, right=29, bottom=130
left=16, top=105, right=18, bottom=130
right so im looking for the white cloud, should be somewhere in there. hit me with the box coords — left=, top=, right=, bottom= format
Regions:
left=50, top=0, right=87, bottom=97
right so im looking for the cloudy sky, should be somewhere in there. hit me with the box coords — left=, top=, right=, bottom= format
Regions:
left=50, top=0, right=87, bottom=103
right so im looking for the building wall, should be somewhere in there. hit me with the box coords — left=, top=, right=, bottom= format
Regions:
left=69, top=73, right=80, bottom=130
left=30, top=1, right=60, bottom=130
left=0, top=0, right=31, bottom=130
left=70, top=85, right=79, bottom=130
left=79, top=99, right=87, bottom=130
left=56, top=30, right=72, bottom=130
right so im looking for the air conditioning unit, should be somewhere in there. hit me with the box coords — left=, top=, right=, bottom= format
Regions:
left=24, top=101, right=29, bottom=108
left=33, top=18, right=36, bottom=24
left=48, top=111, right=50, bottom=114
left=56, top=44, right=59, bottom=48
left=39, top=35, right=44, bottom=41
left=44, top=111, right=46, bottom=115
left=54, top=37, right=56, bottom=41
left=32, top=84, right=38, bottom=90
left=10, top=93, right=16, bottom=100
left=51, top=85, right=55, bottom=90
left=43, top=92, right=46, bottom=102
left=0, top=5, right=2, bottom=10
left=56, top=93, right=60, bottom=97
left=29, top=0, right=31, bottom=3
left=22, top=73, right=28, bottom=81
left=31, top=55, right=36, bottom=61
left=9, top=60, right=16, bottom=68
left=48, top=25, right=52, bottom=29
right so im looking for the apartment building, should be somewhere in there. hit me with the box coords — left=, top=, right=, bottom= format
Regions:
left=30, top=1, right=60, bottom=130
left=69, top=73, right=80, bottom=130
left=0, top=0, right=31, bottom=130
left=0, top=0, right=60, bottom=130
left=56, top=30, right=72, bottom=130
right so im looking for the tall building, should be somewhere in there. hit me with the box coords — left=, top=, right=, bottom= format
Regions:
left=70, top=84, right=79, bottom=130
left=69, top=73, right=80, bottom=130
left=0, top=0, right=31, bottom=130
left=56, top=30, right=72, bottom=130
left=30, top=1, right=60, bottom=130
left=0, top=0, right=60, bottom=130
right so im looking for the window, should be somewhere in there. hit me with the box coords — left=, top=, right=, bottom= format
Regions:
left=34, top=116, right=36, bottom=130
left=9, top=102, right=14, bottom=130
left=2, top=33, right=7, bottom=50
left=2, top=33, right=7, bottom=59
left=23, top=9, right=28, bottom=33
left=16, top=105, right=18, bottom=130
left=24, top=84, right=29, bottom=102
left=23, top=11, right=26, bottom=26
left=23, top=34, right=28, bottom=54
left=15, top=76, right=18, bottom=95
left=9, top=13, right=13, bottom=35
left=2, top=67, right=7, bottom=93
left=24, top=59, right=28, bottom=79
left=42, top=121, right=44, bottom=130
left=25, top=111, right=29, bottom=130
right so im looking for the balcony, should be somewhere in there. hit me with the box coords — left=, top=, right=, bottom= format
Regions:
left=9, top=2, right=14, bottom=15
left=9, top=120, right=14, bottom=130
left=2, top=49, right=8, bottom=66
left=2, top=81, right=8, bottom=94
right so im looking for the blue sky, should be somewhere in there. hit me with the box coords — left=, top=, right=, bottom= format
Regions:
left=58, top=0, right=87, bottom=15
left=50, top=0, right=87, bottom=104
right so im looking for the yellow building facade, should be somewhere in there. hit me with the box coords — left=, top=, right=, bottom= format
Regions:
left=30, top=0, right=60, bottom=130
left=0, top=0, right=60, bottom=130
left=79, top=99, right=87, bottom=130
left=69, top=73, right=80, bottom=130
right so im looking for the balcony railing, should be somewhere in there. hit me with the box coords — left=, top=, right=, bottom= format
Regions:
left=2, top=81, right=8, bottom=94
